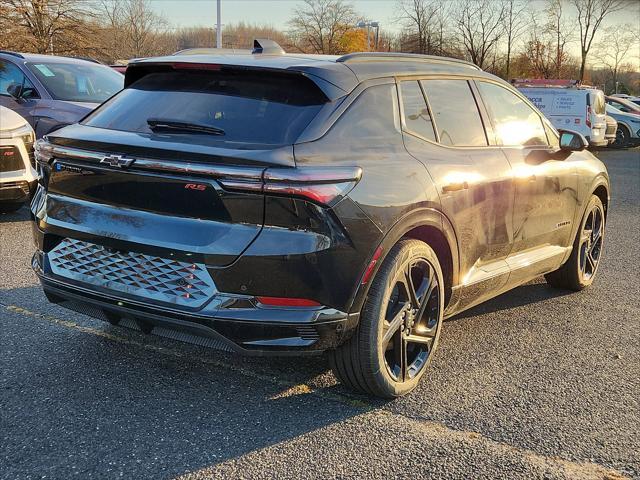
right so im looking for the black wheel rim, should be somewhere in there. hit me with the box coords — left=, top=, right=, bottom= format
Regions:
left=614, top=127, right=626, bottom=146
left=382, top=259, right=440, bottom=382
left=579, top=204, right=604, bottom=281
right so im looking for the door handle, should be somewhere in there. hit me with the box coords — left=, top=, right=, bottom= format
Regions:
left=442, top=181, right=468, bottom=193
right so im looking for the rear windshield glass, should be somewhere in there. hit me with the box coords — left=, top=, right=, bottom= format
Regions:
left=83, top=69, right=327, bottom=147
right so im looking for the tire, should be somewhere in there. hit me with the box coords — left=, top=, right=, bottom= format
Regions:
left=611, top=125, right=630, bottom=149
left=0, top=202, right=24, bottom=214
left=329, top=239, right=445, bottom=398
left=545, top=194, right=605, bottom=291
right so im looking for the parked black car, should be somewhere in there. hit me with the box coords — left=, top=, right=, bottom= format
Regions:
left=31, top=41, right=610, bottom=398
left=0, top=52, right=123, bottom=138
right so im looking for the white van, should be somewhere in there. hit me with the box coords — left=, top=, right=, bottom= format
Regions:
left=514, top=80, right=607, bottom=147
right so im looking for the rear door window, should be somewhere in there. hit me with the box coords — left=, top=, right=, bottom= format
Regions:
left=476, top=81, right=548, bottom=147
left=400, top=81, right=436, bottom=141
left=83, top=69, right=328, bottom=148
left=420, top=79, right=487, bottom=146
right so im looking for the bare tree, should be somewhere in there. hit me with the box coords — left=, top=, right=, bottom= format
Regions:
left=455, top=0, right=505, bottom=69
left=397, top=0, right=450, bottom=55
left=99, top=0, right=125, bottom=61
left=288, top=0, right=358, bottom=54
left=596, top=24, right=638, bottom=92
left=521, top=11, right=555, bottom=78
left=546, top=0, right=573, bottom=78
left=501, top=0, right=528, bottom=80
left=0, top=0, right=95, bottom=54
left=570, top=0, right=629, bottom=81
left=121, top=0, right=167, bottom=58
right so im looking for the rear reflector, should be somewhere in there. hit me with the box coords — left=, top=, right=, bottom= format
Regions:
left=257, top=296, right=321, bottom=307
left=361, top=246, right=384, bottom=285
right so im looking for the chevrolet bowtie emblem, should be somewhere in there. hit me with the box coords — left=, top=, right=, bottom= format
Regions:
left=100, top=154, right=135, bottom=168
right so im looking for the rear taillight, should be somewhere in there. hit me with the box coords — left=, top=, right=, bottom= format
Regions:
left=263, top=166, right=362, bottom=206
left=257, top=296, right=321, bottom=307
left=218, top=166, right=362, bottom=207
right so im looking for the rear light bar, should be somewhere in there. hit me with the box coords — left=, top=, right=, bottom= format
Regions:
left=256, top=296, right=321, bottom=307
left=218, top=165, right=363, bottom=207
left=35, top=140, right=361, bottom=207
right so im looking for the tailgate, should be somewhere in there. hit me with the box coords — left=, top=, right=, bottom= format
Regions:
left=34, top=127, right=296, bottom=267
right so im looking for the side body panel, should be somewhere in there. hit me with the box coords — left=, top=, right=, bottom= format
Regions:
left=403, top=136, right=515, bottom=313
left=294, top=79, right=441, bottom=313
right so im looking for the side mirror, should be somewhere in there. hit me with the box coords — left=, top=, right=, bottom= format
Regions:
left=6, top=83, right=23, bottom=101
left=558, top=130, right=588, bottom=151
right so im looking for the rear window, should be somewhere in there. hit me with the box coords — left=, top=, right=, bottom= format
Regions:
left=83, top=69, right=327, bottom=147
left=421, top=79, right=487, bottom=147
left=592, top=91, right=605, bottom=115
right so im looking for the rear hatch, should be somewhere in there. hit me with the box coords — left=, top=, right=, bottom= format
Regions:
left=37, top=65, right=329, bottom=267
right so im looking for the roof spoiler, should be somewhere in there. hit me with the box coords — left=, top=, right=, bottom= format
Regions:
left=252, top=39, right=285, bottom=55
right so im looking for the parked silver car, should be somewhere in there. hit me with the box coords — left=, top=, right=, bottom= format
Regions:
left=605, top=104, right=640, bottom=148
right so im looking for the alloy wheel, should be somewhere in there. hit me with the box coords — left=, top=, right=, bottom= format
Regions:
left=382, top=258, right=440, bottom=382
left=579, top=204, right=604, bottom=281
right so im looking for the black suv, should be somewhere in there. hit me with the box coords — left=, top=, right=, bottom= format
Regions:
left=32, top=40, right=609, bottom=398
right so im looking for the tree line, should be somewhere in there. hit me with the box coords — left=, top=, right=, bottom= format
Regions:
left=0, top=0, right=638, bottom=94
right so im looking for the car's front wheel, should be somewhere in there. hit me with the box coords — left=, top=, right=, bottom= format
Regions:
left=546, top=194, right=605, bottom=290
left=329, top=239, right=444, bottom=398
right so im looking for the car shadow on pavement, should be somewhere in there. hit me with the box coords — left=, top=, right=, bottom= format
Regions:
left=448, top=281, right=575, bottom=321
left=1, top=285, right=373, bottom=478
left=0, top=205, right=30, bottom=222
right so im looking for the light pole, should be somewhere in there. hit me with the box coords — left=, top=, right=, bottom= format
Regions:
left=216, top=0, right=222, bottom=48
left=356, top=21, right=380, bottom=51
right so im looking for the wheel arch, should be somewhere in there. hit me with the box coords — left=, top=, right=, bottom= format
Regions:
left=593, top=183, right=609, bottom=219
left=348, top=207, right=460, bottom=314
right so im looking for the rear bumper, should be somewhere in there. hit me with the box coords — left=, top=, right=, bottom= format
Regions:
left=0, top=179, right=36, bottom=203
left=32, top=251, right=357, bottom=356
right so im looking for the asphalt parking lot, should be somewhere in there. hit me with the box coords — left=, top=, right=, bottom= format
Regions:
left=1, top=148, right=638, bottom=480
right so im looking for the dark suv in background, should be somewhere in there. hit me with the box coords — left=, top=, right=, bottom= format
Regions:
left=31, top=40, right=609, bottom=398
left=0, top=52, right=123, bottom=138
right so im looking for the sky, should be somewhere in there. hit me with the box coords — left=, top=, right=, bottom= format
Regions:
left=152, top=0, right=405, bottom=31
left=150, top=0, right=640, bottom=63
left=151, top=0, right=639, bottom=34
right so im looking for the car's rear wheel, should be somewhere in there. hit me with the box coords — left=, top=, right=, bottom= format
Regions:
left=545, top=194, right=605, bottom=290
left=329, top=239, right=444, bottom=398
left=612, top=125, right=630, bottom=148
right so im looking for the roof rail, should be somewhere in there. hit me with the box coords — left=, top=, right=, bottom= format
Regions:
left=252, top=39, right=285, bottom=55
left=0, top=50, right=25, bottom=59
left=336, top=52, right=480, bottom=70
left=511, top=78, right=581, bottom=88
left=65, top=56, right=102, bottom=64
